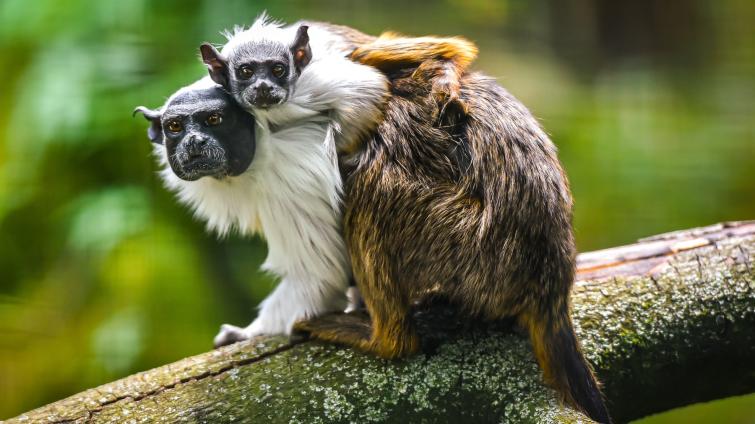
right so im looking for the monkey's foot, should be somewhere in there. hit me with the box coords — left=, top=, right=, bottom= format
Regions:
left=213, top=323, right=255, bottom=348
left=292, top=312, right=372, bottom=347
left=293, top=312, right=422, bottom=359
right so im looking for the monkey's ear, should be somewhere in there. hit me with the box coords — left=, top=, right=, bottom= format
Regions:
left=200, top=43, right=229, bottom=88
left=291, top=25, right=312, bottom=73
left=133, top=106, right=164, bottom=145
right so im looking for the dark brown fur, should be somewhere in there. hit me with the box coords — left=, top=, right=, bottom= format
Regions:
left=294, top=56, right=611, bottom=422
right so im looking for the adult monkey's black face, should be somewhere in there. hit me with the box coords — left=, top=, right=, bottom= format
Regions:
left=134, top=85, right=256, bottom=181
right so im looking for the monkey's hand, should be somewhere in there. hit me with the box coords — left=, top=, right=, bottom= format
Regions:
left=212, top=315, right=297, bottom=348
left=214, top=277, right=349, bottom=348
left=412, top=59, right=469, bottom=118
left=213, top=323, right=256, bottom=348
left=213, top=319, right=277, bottom=348
left=213, top=314, right=316, bottom=348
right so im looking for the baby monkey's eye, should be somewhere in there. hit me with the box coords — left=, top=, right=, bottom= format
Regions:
left=166, top=120, right=183, bottom=133
left=271, top=63, right=286, bottom=78
left=206, top=113, right=223, bottom=126
left=238, top=65, right=254, bottom=80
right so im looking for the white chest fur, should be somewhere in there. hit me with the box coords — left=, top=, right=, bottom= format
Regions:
left=158, top=116, right=350, bottom=338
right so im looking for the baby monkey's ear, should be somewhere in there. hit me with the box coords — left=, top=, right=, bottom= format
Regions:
left=291, top=25, right=312, bottom=73
left=200, top=43, right=230, bottom=88
left=133, top=106, right=164, bottom=145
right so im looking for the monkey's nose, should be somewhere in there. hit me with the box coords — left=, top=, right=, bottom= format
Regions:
left=186, top=136, right=207, bottom=155
left=256, top=84, right=271, bottom=96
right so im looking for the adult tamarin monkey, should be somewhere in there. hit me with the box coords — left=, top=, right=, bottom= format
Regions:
left=294, top=32, right=613, bottom=424
left=136, top=17, right=609, bottom=422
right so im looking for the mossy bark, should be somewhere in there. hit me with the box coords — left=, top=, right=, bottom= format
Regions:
left=9, top=222, right=755, bottom=424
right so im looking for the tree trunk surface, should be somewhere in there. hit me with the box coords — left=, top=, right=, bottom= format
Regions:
left=8, top=222, right=755, bottom=424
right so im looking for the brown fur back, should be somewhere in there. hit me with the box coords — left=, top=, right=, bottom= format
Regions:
left=342, top=71, right=574, bottom=320
left=338, top=68, right=610, bottom=422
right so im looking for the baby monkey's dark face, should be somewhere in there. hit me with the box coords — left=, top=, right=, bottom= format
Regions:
left=200, top=25, right=312, bottom=111
left=227, top=48, right=293, bottom=108
left=135, top=86, right=256, bottom=181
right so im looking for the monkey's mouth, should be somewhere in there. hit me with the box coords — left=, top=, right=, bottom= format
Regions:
left=171, top=153, right=228, bottom=181
left=247, top=92, right=286, bottom=109
left=251, top=96, right=283, bottom=108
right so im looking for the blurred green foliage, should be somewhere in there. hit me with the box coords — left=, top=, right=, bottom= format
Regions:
left=0, top=0, right=752, bottom=420
left=640, top=393, right=755, bottom=424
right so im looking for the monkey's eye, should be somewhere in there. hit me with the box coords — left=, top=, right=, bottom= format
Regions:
left=206, top=113, right=223, bottom=126
left=238, top=65, right=254, bottom=80
left=166, top=120, right=183, bottom=133
left=271, top=63, right=286, bottom=78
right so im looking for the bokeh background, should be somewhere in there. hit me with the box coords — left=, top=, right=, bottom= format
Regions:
left=0, top=0, right=753, bottom=421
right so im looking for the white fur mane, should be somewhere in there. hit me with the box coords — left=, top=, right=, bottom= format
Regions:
left=156, top=16, right=387, bottom=340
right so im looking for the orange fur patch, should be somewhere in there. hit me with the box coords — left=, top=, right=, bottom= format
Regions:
left=352, top=33, right=478, bottom=70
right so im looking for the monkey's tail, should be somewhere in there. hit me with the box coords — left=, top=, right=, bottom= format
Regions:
left=521, top=308, right=612, bottom=423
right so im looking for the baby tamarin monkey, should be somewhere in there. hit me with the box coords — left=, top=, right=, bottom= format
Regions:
left=199, top=16, right=477, bottom=151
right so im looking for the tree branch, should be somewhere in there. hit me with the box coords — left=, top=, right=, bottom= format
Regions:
left=9, top=222, right=755, bottom=424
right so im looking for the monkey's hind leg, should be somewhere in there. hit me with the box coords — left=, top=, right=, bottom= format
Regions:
left=292, top=311, right=372, bottom=348
left=294, top=289, right=420, bottom=359
left=293, top=311, right=420, bottom=359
